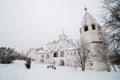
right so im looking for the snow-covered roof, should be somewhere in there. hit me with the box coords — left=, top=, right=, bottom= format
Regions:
left=81, top=8, right=97, bottom=27
left=35, top=48, right=47, bottom=54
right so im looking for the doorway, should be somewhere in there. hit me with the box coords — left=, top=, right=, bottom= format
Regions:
left=59, top=60, right=65, bottom=66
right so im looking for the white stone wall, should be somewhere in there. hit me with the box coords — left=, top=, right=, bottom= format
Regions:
left=34, top=48, right=78, bottom=67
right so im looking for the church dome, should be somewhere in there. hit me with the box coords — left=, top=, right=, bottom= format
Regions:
left=58, top=29, right=68, bottom=39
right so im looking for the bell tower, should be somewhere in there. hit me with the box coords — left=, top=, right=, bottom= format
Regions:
left=80, top=8, right=110, bottom=71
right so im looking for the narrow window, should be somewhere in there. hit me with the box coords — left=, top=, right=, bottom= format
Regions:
left=74, top=52, right=76, bottom=55
left=92, top=24, right=95, bottom=30
left=80, top=29, right=82, bottom=33
left=84, top=26, right=88, bottom=32
left=41, top=55, right=44, bottom=58
left=53, top=61, right=55, bottom=64
left=46, top=55, right=50, bottom=58
left=78, top=51, right=80, bottom=55
left=42, top=59, right=44, bottom=63
left=60, top=51, right=64, bottom=57
left=90, top=63, right=93, bottom=66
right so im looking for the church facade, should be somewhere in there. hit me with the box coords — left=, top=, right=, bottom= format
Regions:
left=34, top=31, right=78, bottom=67
left=27, top=8, right=110, bottom=71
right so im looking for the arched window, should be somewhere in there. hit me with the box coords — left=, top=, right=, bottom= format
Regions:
left=60, top=51, right=64, bottom=57
left=42, top=59, right=44, bottom=63
left=90, top=63, right=93, bottom=66
left=46, top=55, right=50, bottom=58
left=54, top=51, right=58, bottom=57
left=41, top=55, right=44, bottom=58
left=74, top=52, right=76, bottom=55
left=84, top=26, right=88, bottom=32
left=92, top=24, right=95, bottom=30
left=68, top=53, right=69, bottom=55
left=59, top=60, right=65, bottom=66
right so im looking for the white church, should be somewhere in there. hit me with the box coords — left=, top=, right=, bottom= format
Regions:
left=27, top=8, right=110, bottom=71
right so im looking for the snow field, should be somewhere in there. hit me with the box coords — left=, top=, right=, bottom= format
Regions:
left=0, top=60, right=120, bottom=80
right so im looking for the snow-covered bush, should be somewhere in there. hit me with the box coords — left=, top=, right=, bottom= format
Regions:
left=0, top=47, right=17, bottom=64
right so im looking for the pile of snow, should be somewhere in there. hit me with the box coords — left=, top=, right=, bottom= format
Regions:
left=0, top=60, right=120, bottom=80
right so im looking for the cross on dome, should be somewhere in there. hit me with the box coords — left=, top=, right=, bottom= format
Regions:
left=58, top=29, right=68, bottom=39
left=84, top=5, right=87, bottom=11
left=62, top=29, right=65, bottom=35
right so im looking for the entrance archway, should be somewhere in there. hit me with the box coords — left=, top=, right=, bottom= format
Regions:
left=59, top=60, right=65, bottom=66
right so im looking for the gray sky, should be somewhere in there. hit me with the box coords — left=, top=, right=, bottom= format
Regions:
left=0, top=0, right=102, bottom=52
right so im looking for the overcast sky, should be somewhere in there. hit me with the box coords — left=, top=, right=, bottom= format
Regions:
left=0, top=0, right=102, bottom=52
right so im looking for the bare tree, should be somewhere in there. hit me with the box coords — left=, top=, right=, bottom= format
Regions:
left=109, top=53, right=120, bottom=72
left=101, top=0, right=120, bottom=71
left=0, top=47, right=17, bottom=63
left=26, top=48, right=33, bottom=57
left=101, top=0, right=120, bottom=57
left=74, top=39, right=89, bottom=71
left=92, top=41, right=111, bottom=72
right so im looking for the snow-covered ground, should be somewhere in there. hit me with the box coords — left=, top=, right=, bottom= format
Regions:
left=0, top=60, right=120, bottom=80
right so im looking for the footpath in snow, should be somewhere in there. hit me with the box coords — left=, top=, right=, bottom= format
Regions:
left=0, top=60, right=120, bottom=80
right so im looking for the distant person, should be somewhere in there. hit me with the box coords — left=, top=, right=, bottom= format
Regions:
left=25, top=58, right=31, bottom=69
